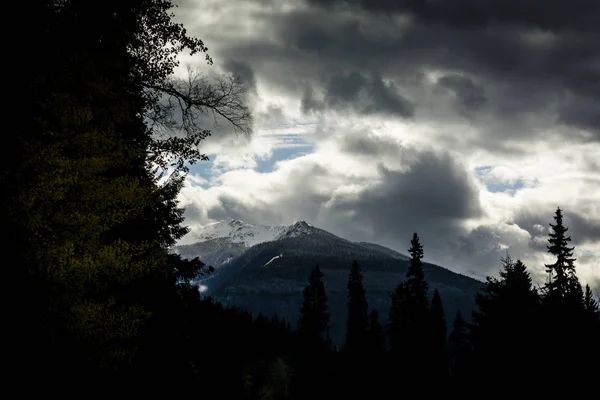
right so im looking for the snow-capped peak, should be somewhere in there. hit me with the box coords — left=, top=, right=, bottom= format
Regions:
left=191, top=219, right=322, bottom=247
left=276, top=220, right=321, bottom=240
left=193, top=219, right=287, bottom=247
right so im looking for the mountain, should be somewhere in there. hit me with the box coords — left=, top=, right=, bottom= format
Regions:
left=173, top=219, right=484, bottom=345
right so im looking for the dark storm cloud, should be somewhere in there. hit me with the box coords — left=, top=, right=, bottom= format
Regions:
left=330, top=149, right=482, bottom=247
left=338, top=130, right=403, bottom=157
left=436, top=74, right=487, bottom=110
left=307, top=0, right=600, bottom=31
left=302, top=71, right=414, bottom=117
left=205, top=0, right=599, bottom=142
left=222, top=60, right=257, bottom=94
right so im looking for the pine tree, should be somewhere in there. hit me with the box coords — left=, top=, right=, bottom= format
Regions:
left=544, top=207, right=578, bottom=300
left=343, top=261, right=370, bottom=400
left=368, top=310, right=385, bottom=354
left=388, top=282, right=407, bottom=352
left=406, top=232, right=429, bottom=307
left=294, top=265, right=330, bottom=400
left=471, top=254, right=539, bottom=383
left=9, top=0, right=251, bottom=391
left=297, top=265, right=330, bottom=344
left=345, top=260, right=369, bottom=352
left=583, top=284, right=600, bottom=318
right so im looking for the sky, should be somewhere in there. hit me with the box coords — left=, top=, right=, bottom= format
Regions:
left=169, top=0, right=599, bottom=286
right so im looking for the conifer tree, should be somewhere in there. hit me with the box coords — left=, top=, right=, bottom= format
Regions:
left=544, top=207, right=579, bottom=300
left=583, top=284, right=600, bottom=318
left=343, top=262, right=370, bottom=400
left=9, top=0, right=251, bottom=391
left=388, top=233, right=432, bottom=376
left=471, top=254, right=539, bottom=382
left=345, top=260, right=369, bottom=352
left=430, top=289, right=448, bottom=379
left=388, top=282, right=407, bottom=352
left=294, top=265, right=331, bottom=400
left=297, top=265, right=330, bottom=344
left=406, top=233, right=429, bottom=308
left=368, top=310, right=385, bottom=354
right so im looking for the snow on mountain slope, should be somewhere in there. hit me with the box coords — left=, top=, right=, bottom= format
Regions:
left=263, top=254, right=283, bottom=267
left=194, top=219, right=287, bottom=247
left=174, top=218, right=411, bottom=271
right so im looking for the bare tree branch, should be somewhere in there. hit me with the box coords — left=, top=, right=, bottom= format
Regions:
left=144, top=66, right=253, bottom=137
left=142, top=66, right=253, bottom=174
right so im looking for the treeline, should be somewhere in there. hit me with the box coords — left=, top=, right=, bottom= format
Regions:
left=7, top=0, right=599, bottom=397
left=148, top=208, right=599, bottom=398
left=283, top=207, right=599, bottom=398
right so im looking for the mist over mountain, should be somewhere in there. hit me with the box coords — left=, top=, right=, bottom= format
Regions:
left=173, top=219, right=484, bottom=345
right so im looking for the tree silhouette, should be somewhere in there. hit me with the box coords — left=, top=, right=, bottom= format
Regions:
left=544, top=207, right=579, bottom=302
left=9, top=0, right=252, bottom=393
left=368, top=310, right=385, bottom=354
left=471, top=254, right=539, bottom=384
left=345, top=260, right=369, bottom=352
left=430, top=289, right=448, bottom=380
left=583, top=284, right=600, bottom=317
left=297, top=265, right=330, bottom=344
left=294, top=265, right=331, bottom=400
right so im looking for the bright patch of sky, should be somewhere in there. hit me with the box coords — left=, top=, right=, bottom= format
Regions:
left=474, top=166, right=527, bottom=194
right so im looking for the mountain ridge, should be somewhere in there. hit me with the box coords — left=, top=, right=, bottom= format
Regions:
left=172, top=218, right=484, bottom=345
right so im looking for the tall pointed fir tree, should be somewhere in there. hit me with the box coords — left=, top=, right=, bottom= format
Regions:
left=471, top=254, right=539, bottom=385
left=345, top=260, right=369, bottom=353
left=582, top=284, right=600, bottom=378
left=294, top=265, right=331, bottom=400
left=388, top=233, right=432, bottom=376
left=368, top=310, right=385, bottom=355
left=540, top=209, right=587, bottom=383
left=430, top=289, right=448, bottom=381
left=544, top=208, right=581, bottom=303
left=343, top=260, right=370, bottom=397
left=583, top=284, right=600, bottom=318
left=297, top=265, right=330, bottom=345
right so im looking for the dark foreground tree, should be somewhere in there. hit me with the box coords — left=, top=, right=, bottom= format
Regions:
left=345, top=260, right=369, bottom=352
left=9, top=0, right=251, bottom=392
left=388, top=233, right=432, bottom=377
left=543, top=207, right=579, bottom=303
left=294, top=265, right=331, bottom=400
left=430, top=289, right=448, bottom=380
left=471, top=254, right=539, bottom=384
left=343, top=260, right=370, bottom=397
left=539, top=209, right=588, bottom=383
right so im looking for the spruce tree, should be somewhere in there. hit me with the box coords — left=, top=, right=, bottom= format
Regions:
left=368, top=310, right=385, bottom=354
left=471, top=255, right=539, bottom=383
left=345, top=260, right=369, bottom=352
left=9, top=0, right=251, bottom=391
left=297, top=265, right=330, bottom=344
left=406, top=232, right=429, bottom=307
left=388, top=282, right=407, bottom=352
left=583, top=284, right=600, bottom=318
left=544, top=207, right=578, bottom=300
left=344, top=262, right=370, bottom=400
left=294, top=265, right=330, bottom=399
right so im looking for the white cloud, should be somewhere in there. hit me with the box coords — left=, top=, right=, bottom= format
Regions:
left=170, top=0, right=600, bottom=287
